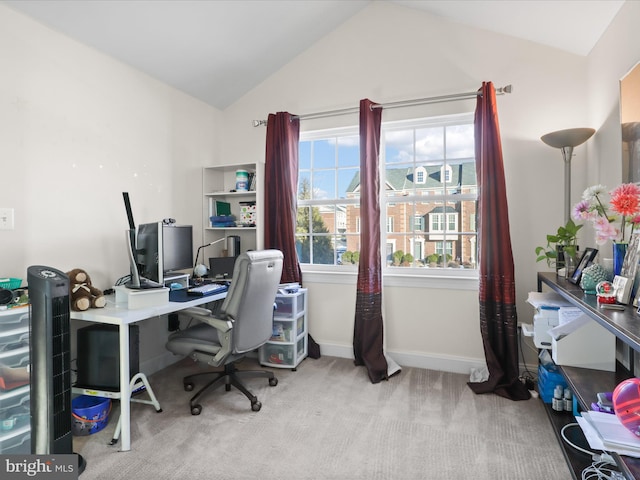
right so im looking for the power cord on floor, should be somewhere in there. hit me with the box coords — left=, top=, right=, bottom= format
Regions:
left=517, top=325, right=537, bottom=391
left=561, top=423, right=623, bottom=479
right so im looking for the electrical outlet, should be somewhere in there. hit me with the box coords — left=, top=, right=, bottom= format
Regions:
left=0, top=208, right=14, bottom=230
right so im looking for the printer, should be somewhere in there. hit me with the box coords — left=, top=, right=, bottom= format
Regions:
left=533, top=305, right=560, bottom=349
left=523, top=291, right=571, bottom=349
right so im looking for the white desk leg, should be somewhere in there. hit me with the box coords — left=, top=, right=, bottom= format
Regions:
left=119, top=324, right=131, bottom=452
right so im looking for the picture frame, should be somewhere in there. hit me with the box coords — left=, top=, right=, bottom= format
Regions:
left=621, top=233, right=640, bottom=306
left=623, top=232, right=640, bottom=281
left=615, top=275, right=633, bottom=304
left=569, top=247, right=598, bottom=285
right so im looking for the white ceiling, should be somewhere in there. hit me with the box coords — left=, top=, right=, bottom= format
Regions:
left=2, top=0, right=625, bottom=110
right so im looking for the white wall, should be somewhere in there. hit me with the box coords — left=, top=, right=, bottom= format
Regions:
left=587, top=0, right=640, bottom=187
left=222, top=2, right=590, bottom=372
left=3, top=1, right=634, bottom=376
left=0, top=5, right=222, bottom=372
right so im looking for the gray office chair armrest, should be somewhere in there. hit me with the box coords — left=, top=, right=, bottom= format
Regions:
left=182, top=307, right=233, bottom=333
left=181, top=306, right=212, bottom=316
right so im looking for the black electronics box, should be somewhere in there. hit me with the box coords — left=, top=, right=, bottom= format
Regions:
left=75, top=324, right=140, bottom=391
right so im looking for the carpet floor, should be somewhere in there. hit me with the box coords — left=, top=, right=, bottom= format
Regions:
left=73, top=355, right=572, bottom=479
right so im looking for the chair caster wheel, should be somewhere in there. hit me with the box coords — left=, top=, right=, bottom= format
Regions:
left=184, top=382, right=194, bottom=392
left=251, top=401, right=262, bottom=412
left=191, top=404, right=202, bottom=415
left=269, top=377, right=278, bottom=387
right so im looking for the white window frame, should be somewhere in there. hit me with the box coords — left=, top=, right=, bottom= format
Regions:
left=298, top=114, right=478, bottom=288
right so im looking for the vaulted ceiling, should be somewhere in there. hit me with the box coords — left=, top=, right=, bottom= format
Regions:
left=2, top=0, right=625, bottom=109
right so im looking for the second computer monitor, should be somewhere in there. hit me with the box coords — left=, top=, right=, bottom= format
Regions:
left=136, top=222, right=193, bottom=284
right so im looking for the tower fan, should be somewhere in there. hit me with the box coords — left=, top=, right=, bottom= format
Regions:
left=28, top=266, right=85, bottom=471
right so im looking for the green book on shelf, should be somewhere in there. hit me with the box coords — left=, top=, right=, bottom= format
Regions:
left=214, top=201, right=231, bottom=216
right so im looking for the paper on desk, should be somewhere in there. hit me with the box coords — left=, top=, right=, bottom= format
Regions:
left=578, top=411, right=640, bottom=457
left=527, top=291, right=573, bottom=309
left=548, top=309, right=590, bottom=340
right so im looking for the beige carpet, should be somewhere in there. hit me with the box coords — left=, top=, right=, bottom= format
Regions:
left=73, top=356, right=571, bottom=480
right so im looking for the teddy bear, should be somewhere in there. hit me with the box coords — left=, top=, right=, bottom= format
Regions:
left=66, top=268, right=106, bottom=312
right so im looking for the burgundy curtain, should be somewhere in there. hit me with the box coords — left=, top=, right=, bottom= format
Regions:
left=468, top=82, right=530, bottom=400
left=264, top=112, right=303, bottom=285
left=353, top=99, right=388, bottom=383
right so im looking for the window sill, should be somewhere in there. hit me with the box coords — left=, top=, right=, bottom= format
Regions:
left=300, top=266, right=479, bottom=291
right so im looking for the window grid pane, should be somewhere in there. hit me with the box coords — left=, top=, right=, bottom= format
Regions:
left=298, top=113, right=477, bottom=271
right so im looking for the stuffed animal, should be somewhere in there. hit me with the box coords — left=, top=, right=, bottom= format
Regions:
left=66, top=268, right=106, bottom=312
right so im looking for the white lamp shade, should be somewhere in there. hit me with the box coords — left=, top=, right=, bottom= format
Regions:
left=541, top=127, right=595, bottom=148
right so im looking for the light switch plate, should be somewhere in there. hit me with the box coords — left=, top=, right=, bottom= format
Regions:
left=0, top=208, right=15, bottom=230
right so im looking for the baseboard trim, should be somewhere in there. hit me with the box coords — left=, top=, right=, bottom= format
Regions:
left=318, top=342, right=487, bottom=376
left=145, top=345, right=535, bottom=382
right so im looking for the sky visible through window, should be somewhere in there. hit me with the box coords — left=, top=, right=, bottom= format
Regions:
left=299, top=122, right=474, bottom=199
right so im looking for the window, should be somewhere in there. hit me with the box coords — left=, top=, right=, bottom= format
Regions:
left=297, top=113, right=478, bottom=272
left=384, top=114, right=476, bottom=270
left=297, top=127, right=360, bottom=266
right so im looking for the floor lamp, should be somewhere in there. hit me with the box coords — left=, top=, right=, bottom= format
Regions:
left=541, top=127, right=595, bottom=223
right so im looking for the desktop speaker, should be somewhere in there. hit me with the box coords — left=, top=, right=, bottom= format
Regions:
left=27, top=265, right=73, bottom=455
left=76, top=324, right=140, bottom=391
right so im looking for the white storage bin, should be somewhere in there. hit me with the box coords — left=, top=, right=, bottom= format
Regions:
left=0, top=327, right=29, bottom=353
left=0, top=423, right=30, bottom=454
left=0, top=346, right=30, bottom=369
left=260, top=289, right=308, bottom=369
left=274, top=290, right=306, bottom=319
left=551, top=319, right=615, bottom=371
left=0, top=308, right=29, bottom=333
left=0, top=385, right=29, bottom=413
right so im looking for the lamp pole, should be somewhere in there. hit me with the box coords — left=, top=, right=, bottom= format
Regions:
left=561, top=146, right=574, bottom=224
left=540, top=127, right=595, bottom=224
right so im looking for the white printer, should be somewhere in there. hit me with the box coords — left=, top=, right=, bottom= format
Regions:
left=533, top=306, right=560, bottom=348
left=523, top=291, right=572, bottom=349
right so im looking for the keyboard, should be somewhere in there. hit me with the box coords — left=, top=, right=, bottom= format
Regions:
left=187, top=283, right=228, bottom=297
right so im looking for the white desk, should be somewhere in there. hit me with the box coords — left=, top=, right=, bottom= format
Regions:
left=70, top=290, right=227, bottom=452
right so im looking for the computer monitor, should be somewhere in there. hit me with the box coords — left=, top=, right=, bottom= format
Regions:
left=162, top=224, right=193, bottom=277
left=136, top=222, right=193, bottom=284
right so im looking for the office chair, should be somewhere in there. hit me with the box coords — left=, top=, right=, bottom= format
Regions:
left=165, top=249, right=283, bottom=415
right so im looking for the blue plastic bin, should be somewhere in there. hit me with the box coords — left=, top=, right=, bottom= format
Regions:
left=538, top=363, right=568, bottom=403
left=71, top=395, right=111, bottom=436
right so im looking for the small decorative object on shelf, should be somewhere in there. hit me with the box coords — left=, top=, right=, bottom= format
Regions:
left=595, top=280, right=616, bottom=304
left=580, top=264, right=609, bottom=294
left=613, top=378, right=640, bottom=437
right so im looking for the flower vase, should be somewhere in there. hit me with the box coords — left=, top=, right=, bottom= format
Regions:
left=613, top=242, right=628, bottom=277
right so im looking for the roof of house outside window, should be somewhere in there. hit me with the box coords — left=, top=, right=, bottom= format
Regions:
left=346, top=163, right=476, bottom=193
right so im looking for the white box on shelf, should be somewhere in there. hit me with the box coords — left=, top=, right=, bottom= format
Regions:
left=551, top=316, right=615, bottom=371
left=114, top=285, right=169, bottom=309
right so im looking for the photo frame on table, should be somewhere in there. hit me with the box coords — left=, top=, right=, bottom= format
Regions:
left=615, top=275, right=633, bottom=304
left=569, top=247, right=598, bottom=285
left=623, top=233, right=640, bottom=281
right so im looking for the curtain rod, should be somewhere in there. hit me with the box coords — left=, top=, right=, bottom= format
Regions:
left=252, top=84, right=512, bottom=127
